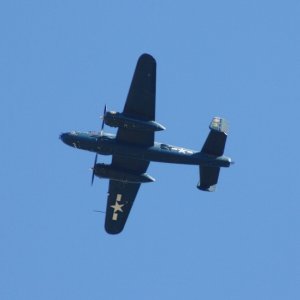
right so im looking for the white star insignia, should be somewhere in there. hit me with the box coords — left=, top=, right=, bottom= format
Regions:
left=111, top=202, right=124, bottom=213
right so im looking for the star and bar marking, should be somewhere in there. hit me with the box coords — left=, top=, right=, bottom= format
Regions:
left=111, top=194, right=124, bottom=221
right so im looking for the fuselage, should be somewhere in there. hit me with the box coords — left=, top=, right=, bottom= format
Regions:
left=60, top=131, right=232, bottom=168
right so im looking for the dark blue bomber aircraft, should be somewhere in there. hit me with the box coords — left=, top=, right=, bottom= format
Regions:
left=60, top=54, right=233, bottom=234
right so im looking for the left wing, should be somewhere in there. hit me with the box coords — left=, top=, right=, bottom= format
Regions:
left=104, top=155, right=150, bottom=234
left=116, top=53, right=156, bottom=147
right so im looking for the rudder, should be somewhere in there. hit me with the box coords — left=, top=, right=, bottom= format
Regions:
left=201, top=117, right=228, bottom=156
left=197, top=117, right=229, bottom=192
left=197, top=166, right=220, bottom=192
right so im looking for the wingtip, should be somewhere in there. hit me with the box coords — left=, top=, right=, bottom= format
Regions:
left=105, top=225, right=124, bottom=235
left=139, top=53, right=156, bottom=63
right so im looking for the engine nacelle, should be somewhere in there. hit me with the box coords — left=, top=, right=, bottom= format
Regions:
left=93, top=163, right=155, bottom=183
left=103, top=111, right=165, bottom=131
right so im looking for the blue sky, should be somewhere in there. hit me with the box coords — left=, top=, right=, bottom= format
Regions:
left=1, top=1, right=299, bottom=299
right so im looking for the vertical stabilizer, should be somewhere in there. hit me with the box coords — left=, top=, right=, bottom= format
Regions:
left=197, top=166, right=220, bottom=192
left=201, top=117, right=228, bottom=156
left=197, top=117, right=229, bottom=192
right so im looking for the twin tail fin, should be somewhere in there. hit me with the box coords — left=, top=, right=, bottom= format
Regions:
left=197, top=117, right=228, bottom=192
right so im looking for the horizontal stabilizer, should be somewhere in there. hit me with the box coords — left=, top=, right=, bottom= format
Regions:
left=201, top=117, right=228, bottom=156
left=197, top=166, right=220, bottom=192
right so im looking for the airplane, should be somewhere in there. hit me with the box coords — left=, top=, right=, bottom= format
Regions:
left=60, top=53, right=233, bottom=234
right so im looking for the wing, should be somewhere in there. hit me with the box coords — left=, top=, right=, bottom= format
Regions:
left=116, top=53, right=156, bottom=147
left=104, top=155, right=150, bottom=234
left=105, top=54, right=155, bottom=233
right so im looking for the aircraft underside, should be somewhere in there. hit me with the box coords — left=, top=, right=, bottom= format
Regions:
left=60, top=53, right=233, bottom=234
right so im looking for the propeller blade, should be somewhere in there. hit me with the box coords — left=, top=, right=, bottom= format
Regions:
left=91, top=154, right=98, bottom=186
left=103, top=104, right=107, bottom=116
left=100, top=104, right=107, bottom=136
left=92, top=104, right=106, bottom=185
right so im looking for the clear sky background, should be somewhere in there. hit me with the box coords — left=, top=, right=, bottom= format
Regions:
left=1, top=1, right=299, bottom=299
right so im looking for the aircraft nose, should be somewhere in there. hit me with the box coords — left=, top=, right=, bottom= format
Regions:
left=59, top=133, right=66, bottom=141
left=59, top=132, right=70, bottom=145
left=60, top=132, right=81, bottom=148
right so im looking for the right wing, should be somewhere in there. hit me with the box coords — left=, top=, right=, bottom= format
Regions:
left=105, top=181, right=142, bottom=234
left=104, top=155, right=150, bottom=234
left=116, top=54, right=156, bottom=147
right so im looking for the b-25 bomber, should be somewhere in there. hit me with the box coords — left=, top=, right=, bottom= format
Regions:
left=60, top=54, right=233, bottom=234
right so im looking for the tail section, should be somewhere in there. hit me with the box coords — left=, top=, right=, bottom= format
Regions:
left=201, top=117, right=228, bottom=156
left=197, top=166, right=220, bottom=192
left=197, top=117, right=229, bottom=192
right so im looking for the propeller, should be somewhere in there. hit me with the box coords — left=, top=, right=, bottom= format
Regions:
left=91, top=153, right=98, bottom=186
left=100, top=104, right=107, bottom=136
left=91, top=104, right=106, bottom=186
